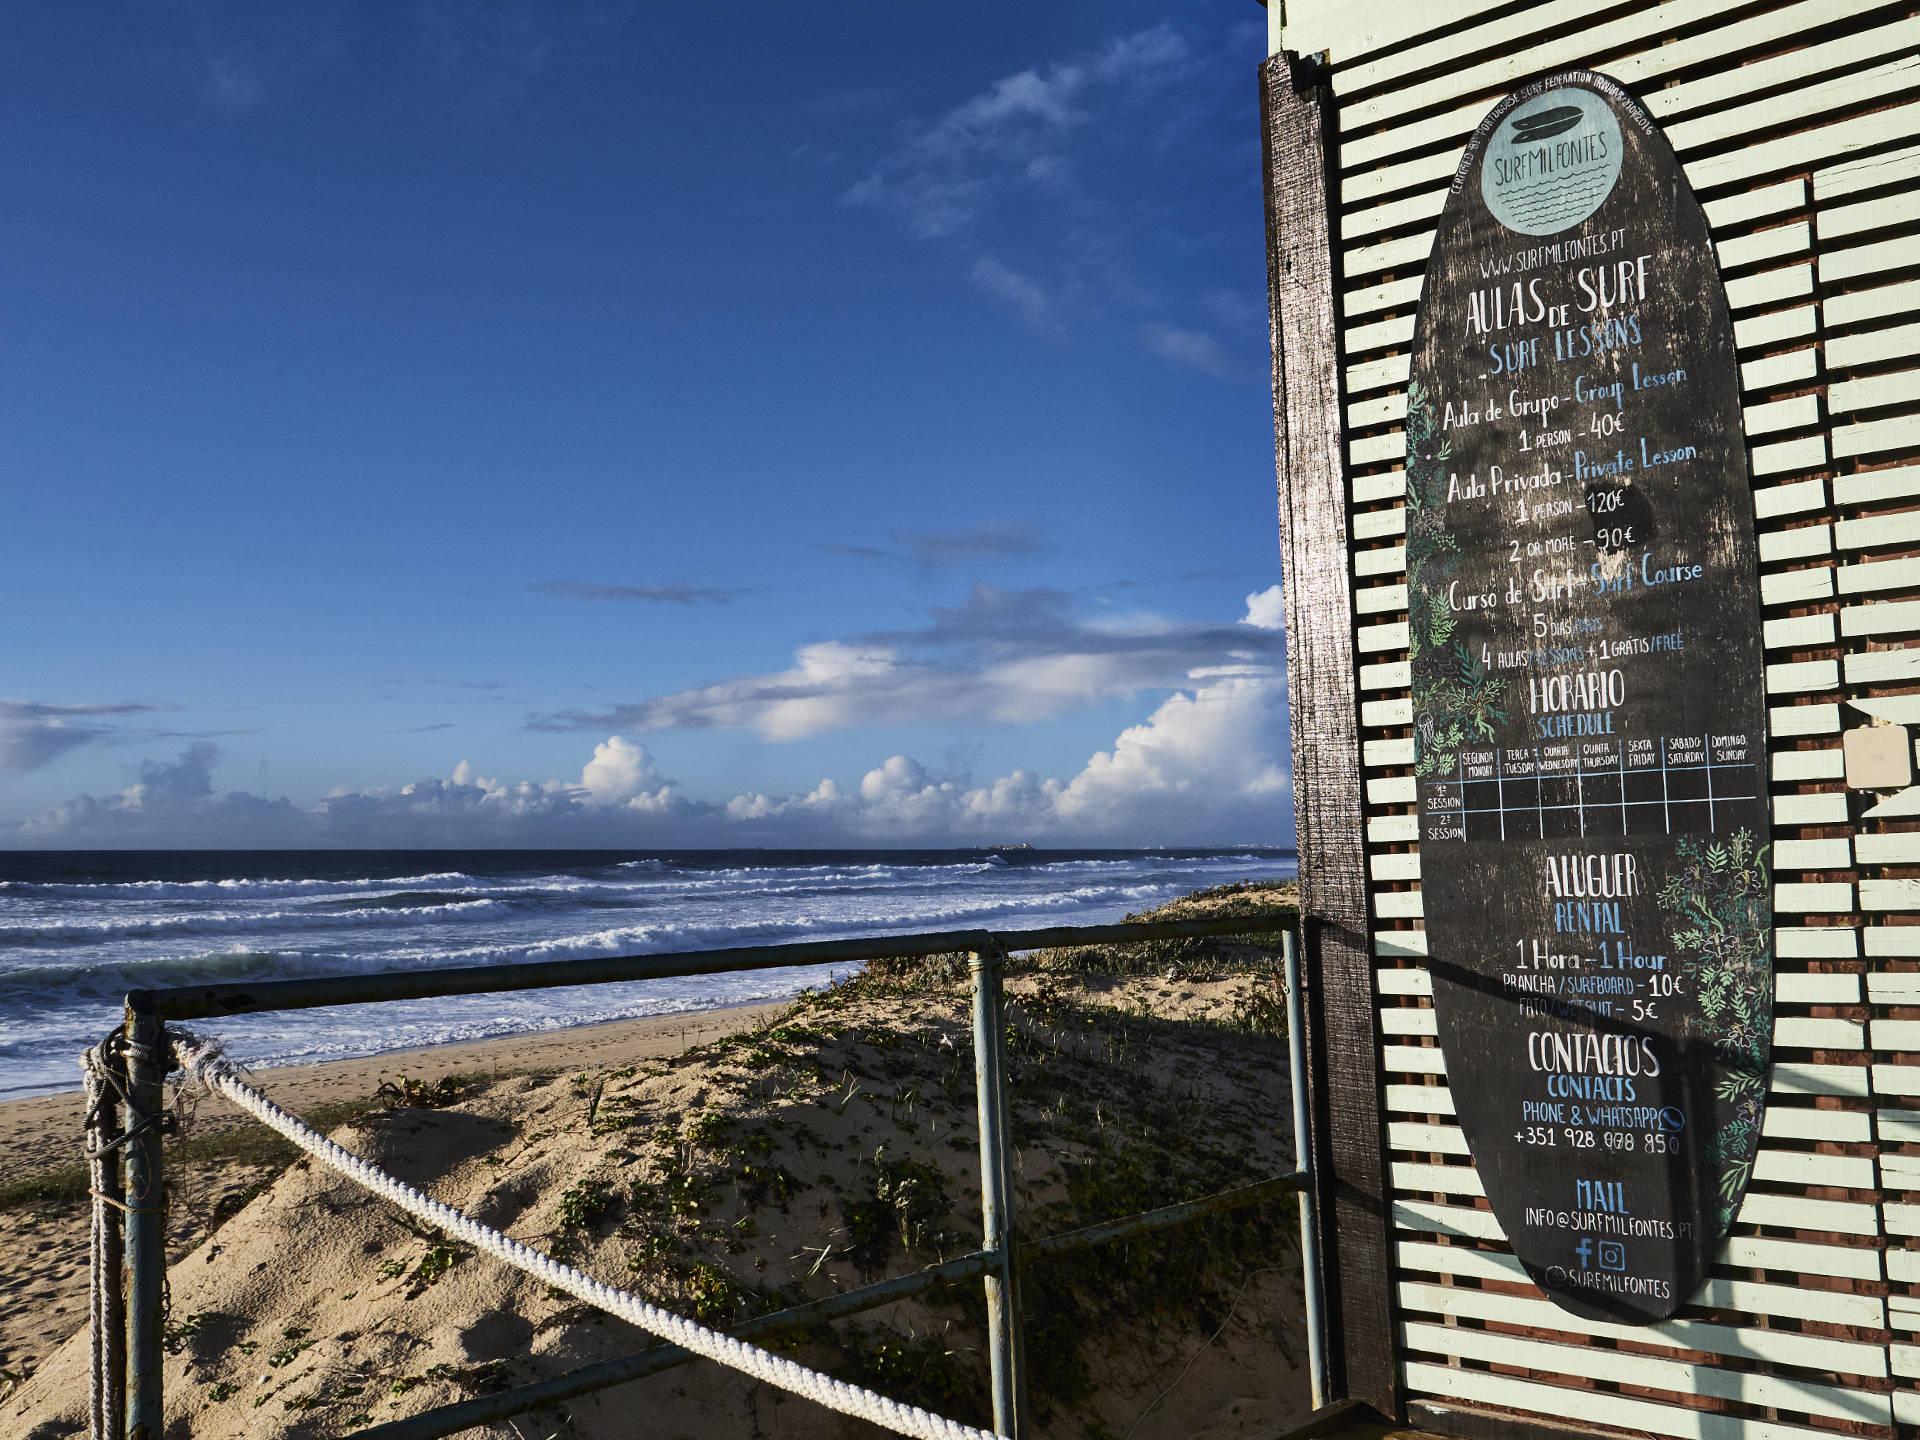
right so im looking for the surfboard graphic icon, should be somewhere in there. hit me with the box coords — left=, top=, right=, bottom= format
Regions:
left=1508, top=104, right=1585, bottom=142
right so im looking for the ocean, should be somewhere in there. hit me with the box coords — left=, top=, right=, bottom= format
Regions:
left=0, top=848, right=1295, bottom=1099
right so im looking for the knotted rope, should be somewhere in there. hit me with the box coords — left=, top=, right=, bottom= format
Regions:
left=171, top=1034, right=1000, bottom=1440
left=81, top=1040, right=123, bottom=1440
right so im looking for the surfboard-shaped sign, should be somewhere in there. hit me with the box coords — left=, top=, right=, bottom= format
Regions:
left=1407, top=71, right=1771, bottom=1323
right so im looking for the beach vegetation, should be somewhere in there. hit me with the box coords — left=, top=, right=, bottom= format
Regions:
left=841, top=1146, right=955, bottom=1273
left=685, top=1109, right=735, bottom=1147
left=162, top=1309, right=217, bottom=1353
left=376, top=1075, right=470, bottom=1110
left=681, top=1260, right=740, bottom=1323
left=627, top=1231, right=678, bottom=1272
left=555, top=1179, right=617, bottom=1231
left=837, top=1324, right=976, bottom=1420
left=267, top=1328, right=312, bottom=1368
left=631, top=1164, right=714, bottom=1222
left=412, top=1241, right=467, bottom=1287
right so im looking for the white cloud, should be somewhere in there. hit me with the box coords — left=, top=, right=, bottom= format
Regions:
left=970, top=256, right=1060, bottom=335
left=1242, top=584, right=1286, bottom=631
left=1145, top=324, right=1239, bottom=380
left=18, top=743, right=311, bottom=847
left=839, top=22, right=1261, bottom=379
left=1053, top=673, right=1288, bottom=829
left=533, top=583, right=1285, bottom=741
left=11, top=593, right=1293, bottom=847
left=848, top=25, right=1192, bottom=240
left=579, top=735, right=673, bottom=808
left=718, top=666, right=1288, bottom=846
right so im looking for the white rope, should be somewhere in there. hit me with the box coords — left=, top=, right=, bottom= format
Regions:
left=81, top=1044, right=122, bottom=1440
left=173, top=1036, right=1002, bottom=1440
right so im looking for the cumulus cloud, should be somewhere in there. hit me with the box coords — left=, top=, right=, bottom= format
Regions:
left=11, top=590, right=1294, bottom=847
left=717, top=667, right=1289, bottom=846
left=18, top=743, right=311, bottom=847
left=578, top=735, right=679, bottom=811
left=1242, top=584, right=1286, bottom=631
left=10, top=737, right=700, bottom=849
left=0, top=700, right=168, bottom=775
left=703, top=588, right=1295, bottom=844
left=532, top=583, right=1284, bottom=741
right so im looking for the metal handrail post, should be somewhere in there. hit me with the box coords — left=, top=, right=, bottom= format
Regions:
left=122, top=1001, right=167, bottom=1440
left=970, top=948, right=1027, bottom=1440
left=1283, top=927, right=1327, bottom=1410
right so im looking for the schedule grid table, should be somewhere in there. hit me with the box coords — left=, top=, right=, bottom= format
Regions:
left=1420, top=734, right=1758, bottom=841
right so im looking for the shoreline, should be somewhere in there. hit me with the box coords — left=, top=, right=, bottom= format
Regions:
left=0, top=999, right=793, bottom=1187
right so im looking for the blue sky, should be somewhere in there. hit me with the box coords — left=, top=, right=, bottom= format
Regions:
left=1, top=2, right=1293, bottom=849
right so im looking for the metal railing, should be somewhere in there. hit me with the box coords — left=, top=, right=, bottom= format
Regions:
left=92, top=911, right=1325, bottom=1440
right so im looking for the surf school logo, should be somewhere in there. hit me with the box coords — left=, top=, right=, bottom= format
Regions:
left=1481, top=86, right=1623, bottom=236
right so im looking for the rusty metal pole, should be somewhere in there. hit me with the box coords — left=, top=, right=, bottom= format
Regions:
left=122, top=1000, right=166, bottom=1440
left=970, top=948, right=1026, bottom=1439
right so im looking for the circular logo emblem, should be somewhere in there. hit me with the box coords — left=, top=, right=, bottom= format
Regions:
left=1480, top=86, right=1623, bottom=235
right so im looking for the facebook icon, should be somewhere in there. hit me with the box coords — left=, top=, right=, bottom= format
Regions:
left=1575, top=1238, right=1594, bottom=1268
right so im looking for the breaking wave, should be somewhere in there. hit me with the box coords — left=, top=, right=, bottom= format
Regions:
left=0, top=847, right=1293, bottom=1097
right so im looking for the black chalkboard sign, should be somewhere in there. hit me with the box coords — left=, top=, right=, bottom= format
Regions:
left=1407, top=71, right=1771, bottom=1324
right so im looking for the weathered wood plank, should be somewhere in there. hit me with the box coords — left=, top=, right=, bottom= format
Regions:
left=1829, top=366, right=1920, bottom=414
left=1395, top=1279, right=1889, bottom=1376
left=1762, top=610, right=1836, bottom=648
left=1754, top=478, right=1828, bottom=525
left=1704, top=178, right=1808, bottom=231
left=1827, top=320, right=1920, bottom=370
left=1686, top=98, right=1920, bottom=192
left=1262, top=51, right=1398, bottom=1417
left=1823, top=276, right=1920, bottom=328
left=1404, top=1361, right=1863, bottom=1440
left=1778, top=968, right=1860, bottom=1000
left=1818, top=187, right=1920, bottom=243
left=1401, top=1320, right=1892, bottom=1423
left=1335, top=0, right=1741, bottom=129
left=1838, top=552, right=1920, bottom=595
left=1759, top=567, right=1835, bottom=607
left=1833, top=413, right=1920, bottom=460
left=1817, top=138, right=1920, bottom=200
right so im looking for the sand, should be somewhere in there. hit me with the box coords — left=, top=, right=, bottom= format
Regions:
left=2, top=887, right=1308, bottom=1440
left=0, top=1003, right=792, bottom=1194
left=0, top=1002, right=791, bottom=1402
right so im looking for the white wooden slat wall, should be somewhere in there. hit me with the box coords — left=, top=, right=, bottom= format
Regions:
left=1275, top=0, right=1919, bottom=1433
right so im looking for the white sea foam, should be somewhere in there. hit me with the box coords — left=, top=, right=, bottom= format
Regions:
left=0, top=849, right=1293, bottom=1097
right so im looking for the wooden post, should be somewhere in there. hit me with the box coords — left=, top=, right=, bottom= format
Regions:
left=1259, top=49, right=1399, bottom=1421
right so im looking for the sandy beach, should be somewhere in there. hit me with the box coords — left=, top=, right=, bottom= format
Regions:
left=0, top=1001, right=791, bottom=1396
left=0, top=1001, right=793, bottom=1192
